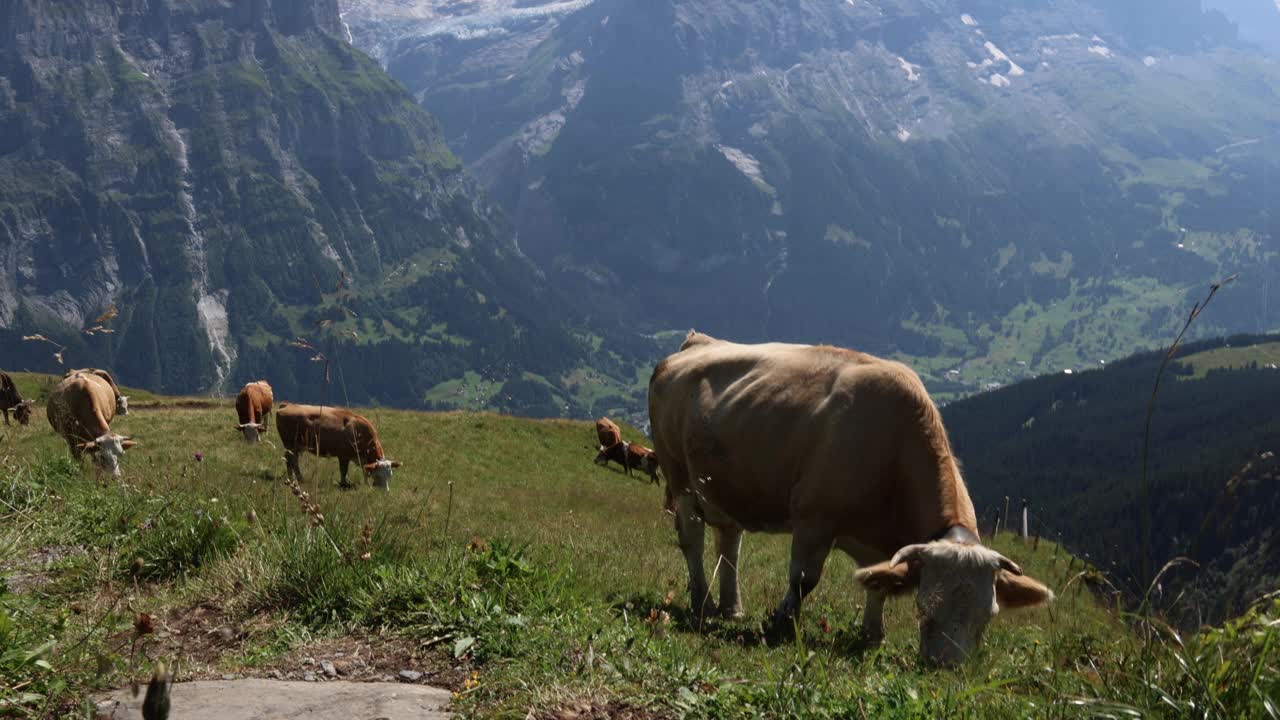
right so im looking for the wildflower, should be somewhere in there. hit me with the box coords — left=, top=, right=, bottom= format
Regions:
left=194, top=452, right=203, bottom=462
left=134, top=612, right=155, bottom=637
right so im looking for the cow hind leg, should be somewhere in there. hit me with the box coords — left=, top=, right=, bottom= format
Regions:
left=284, top=451, right=303, bottom=485
left=768, top=528, right=834, bottom=643
left=674, top=493, right=716, bottom=620
left=714, top=526, right=744, bottom=619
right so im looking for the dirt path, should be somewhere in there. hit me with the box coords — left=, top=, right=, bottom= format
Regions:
left=97, top=679, right=451, bottom=719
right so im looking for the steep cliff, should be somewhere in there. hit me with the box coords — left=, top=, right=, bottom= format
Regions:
left=0, top=0, right=644, bottom=413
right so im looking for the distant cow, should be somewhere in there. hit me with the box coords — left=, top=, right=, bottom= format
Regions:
left=47, top=371, right=136, bottom=477
left=0, top=371, right=33, bottom=425
left=65, top=368, right=128, bottom=415
left=594, top=440, right=661, bottom=483
left=595, top=417, right=622, bottom=450
left=276, top=404, right=401, bottom=490
left=648, top=332, right=1051, bottom=666
left=234, top=381, right=274, bottom=443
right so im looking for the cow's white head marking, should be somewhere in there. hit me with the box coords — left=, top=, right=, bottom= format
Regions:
left=237, top=422, right=266, bottom=443
left=80, top=433, right=137, bottom=478
left=363, top=458, right=401, bottom=491
left=116, top=395, right=129, bottom=415
left=855, top=540, right=1053, bottom=666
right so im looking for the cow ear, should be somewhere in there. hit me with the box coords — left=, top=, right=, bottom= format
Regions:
left=855, top=559, right=921, bottom=596
left=121, top=440, right=137, bottom=449
left=362, top=462, right=378, bottom=473
left=390, top=461, right=402, bottom=468
left=996, top=570, right=1054, bottom=609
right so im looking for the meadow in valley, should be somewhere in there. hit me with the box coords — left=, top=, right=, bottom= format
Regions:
left=0, top=371, right=1277, bottom=718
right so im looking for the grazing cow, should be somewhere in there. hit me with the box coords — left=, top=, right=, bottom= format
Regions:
left=594, top=440, right=661, bottom=483
left=276, top=404, right=401, bottom=490
left=46, top=371, right=136, bottom=477
left=65, top=368, right=129, bottom=415
left=595, top=417, right=622, bottom=451
left=234, top=381, right=274, bottom=443
left=648, top=332, right=1051, bottom=665
left=0, top=371, right=33, bottom=425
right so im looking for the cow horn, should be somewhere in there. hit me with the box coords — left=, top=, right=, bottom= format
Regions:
left=995, top=554, right=1023, bottom=576
left=390, top=460, right=402, bottom=468
left=890, top=544, right=930, bottom=568
left=122, top=440, right=138, bottom=449
left=78, top=441, right=98, bottom=451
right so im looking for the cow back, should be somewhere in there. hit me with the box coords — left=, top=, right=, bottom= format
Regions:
left=236, top=381, right=273, bottom=424
left=47, top=372, right=116, bottom=443
left=0, top=371, right=19, bottom=407
left=595, top=417, right=622, bottom=448
left=276, top=404, right=383, bottom=462
left=649, top=335, right=975, bottom=544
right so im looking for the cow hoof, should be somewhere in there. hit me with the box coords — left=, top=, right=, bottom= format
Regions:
left=718, top=605, right=745, bottom=620
left=763, top=616, right=798, bottom=645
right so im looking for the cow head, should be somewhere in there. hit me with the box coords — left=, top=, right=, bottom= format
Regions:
left=363, top=459, right=401, bottom=490
left=78, top=434, right=137, bottom=478
left=116, top=395, right=130, bottom=415
left=236, top=422, right=266, bottom=443
left=855, top=541, right=1052, bottom=666
left=594, top=444, right=610, bottom=465
left=14, top=400, right=33, bottom=425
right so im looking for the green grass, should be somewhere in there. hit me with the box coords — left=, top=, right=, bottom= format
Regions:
left=1, top=382, right=1276, bottom=717
left=1179, top=341, right=1280, bottom=379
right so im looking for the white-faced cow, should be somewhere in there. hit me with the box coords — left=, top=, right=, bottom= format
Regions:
left=276, top=404, right=401, bottom=490
left=66, top=368, right=129, bottom=415
left=1, top=371, right=33, bottom=425
left=235, top=381, right=274, bottom=443
left=648, top=331, right=1052, bottom=666
left=47, top=371, right=136, bottom=477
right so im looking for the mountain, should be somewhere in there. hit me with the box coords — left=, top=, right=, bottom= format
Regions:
left=945, top=333, right=1280, bottom=627
left=0, top=0, right=653, bottom=416
left=344, top=0, right=1280, bottom=395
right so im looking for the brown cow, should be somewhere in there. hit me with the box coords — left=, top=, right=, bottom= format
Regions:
left=648, top=332, right=1051, bottom=665
left=595, top=417, right=622, bottom=449
left=47, top=371, right=136, bottom=476
left=0, top=371, right=33, bottom=425
left=65, top=368, right=129, bottom=415
left=595, top=440, right=661, bottom=483
left=276, top=404, right=401, bottom=490
left=234, top=381, right=274, bottom=443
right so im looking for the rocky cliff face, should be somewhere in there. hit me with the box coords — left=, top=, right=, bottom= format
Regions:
left=0, top=0, right=639, bottom=412
left=348, top=0, right=1280, bottom=394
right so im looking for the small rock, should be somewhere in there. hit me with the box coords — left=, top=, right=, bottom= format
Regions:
left=303, top=657, right=316, bottom=666
left=269, top=669, right=284, bottom=680
left=398, top=670, right=422, bottom=682
left=321, top=660, right=338, bottom=678
left=220, top=674, right=236, bottom=681
left=303, top=671, right=317, bottom=683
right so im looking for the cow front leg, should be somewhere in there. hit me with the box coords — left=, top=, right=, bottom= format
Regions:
left=674, top=494, right=716, bottom=620
left=284, top=451, right=302, bottom=484
left=767, top=528, right=834, bottom=643
left=861, top=589, right=886, bottom=642
left=714, top=526, right=744, bottom=619
left=338, top=458, right=354, bottom=489
left=3, top=408, right=9, bottom=425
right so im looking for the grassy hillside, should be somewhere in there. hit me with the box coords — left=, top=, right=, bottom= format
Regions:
left=2, top=380, right=1276, bottom=717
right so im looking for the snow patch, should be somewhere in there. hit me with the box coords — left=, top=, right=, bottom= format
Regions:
left=717, top=145, right=773, bottom=192
left=896, top=126, right=912, bottom=142
left=987, top=73, right=1010, bottom=88
left=897, top=56, right=921, bottom=82
left=339, top=12, right=354, bottom=43
left=984, top=42, right=1024, bottom=76
left=1088, top=45, right=1113, bottom=58
left=961, top=13, right=977, bottom=26
left=1143, top=55, right=1157, bottom=67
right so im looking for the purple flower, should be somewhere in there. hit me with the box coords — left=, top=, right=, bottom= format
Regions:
left=194, top=452, right=204, bottom=462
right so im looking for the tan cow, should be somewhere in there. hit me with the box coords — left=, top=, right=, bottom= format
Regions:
left=47, top=371, right=136, bottom=477
left=235, top=381, right=274, bottom=443
left=648, top=332, right=1051, bottom=665
left=595, top=417, right=623, bottom=450
left=65, top=368, right=129, bottom=415
left=276, top=404, right=401, bottom=490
